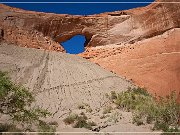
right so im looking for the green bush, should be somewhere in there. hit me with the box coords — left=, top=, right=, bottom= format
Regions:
left=151, top=92, right=180, bottom=131
left=0, top=71, right=55, bottom=132
left=77, top=103, right=93, bottom=113
left=63, top=113, right=78, bottom=125
left=0, top=123, right=22, bottom=133
left=111, top=87, right=153, bottom=112
left=108, top=87, right=180, bottom=132
left=73, top=116, right=90, bottom=129
left=63, top=113, right=96, bottom=130
left=110, top=91, right=117, bottom=100
left=73, top=116, right=96, bottom=130
left=108, top=112, right=121, bottom=123
left=49, top=121, right=58, bottom=126
left=38, top=120, right=56, bottom=134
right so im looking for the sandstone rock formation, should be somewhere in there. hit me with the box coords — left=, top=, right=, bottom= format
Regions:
left=81, top=28, right=180, bottom=102
left=79, top=0, right=180, bottom=101
left=0, top=0, right=179, bottom=100
left=0, top=0, right=179, bottom=49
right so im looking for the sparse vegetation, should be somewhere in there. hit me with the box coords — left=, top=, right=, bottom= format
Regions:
left=110, top=91, right=117, bottom=100
left=0, top=71, right=56, bottom=132
left=103, top=106, right=113, bottom=114
left=86, top=107, right=93, bottom=113
left=63, top=113, right=96, bottom=130
left=100, top=114, right=109, bottom=119
left=38, top=120, right=56, bottom=134
left=108, top=87, right=180, bottom=132
left=108, top=112, right=121, bottom=123
left=49, top=121, right=58, bottom=126
left=0, top=123, right=23, bottom=133
left=73, top=116, right=91, bottom=129
left=109, top=87, right=152, bottom=112
left=63, top=113, right=78, bottom=125
left=77, top=103, right=93, bottom=113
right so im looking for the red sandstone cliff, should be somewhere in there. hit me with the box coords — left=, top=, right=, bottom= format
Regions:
left=0, top=0, right=179, bottom=50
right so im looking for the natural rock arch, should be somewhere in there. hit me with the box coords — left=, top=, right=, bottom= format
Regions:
left=0, top=1, right=179, bottom=52
left=53, top=32, right=93, bottom=48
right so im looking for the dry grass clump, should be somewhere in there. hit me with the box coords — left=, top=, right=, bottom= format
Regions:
left=103, top=106, right=113, bottom=114
left=63, top=113, right=96, bottom=130
left=77, top=103, right=93, bottom=113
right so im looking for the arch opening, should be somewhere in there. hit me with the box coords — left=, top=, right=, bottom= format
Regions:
left=61, top=35, right=87, bottom=54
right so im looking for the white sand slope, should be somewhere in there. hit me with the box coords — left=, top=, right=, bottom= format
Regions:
left=0, top=43, right=134, bottom=121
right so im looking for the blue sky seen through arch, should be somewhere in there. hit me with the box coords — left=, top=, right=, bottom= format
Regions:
left=61, top=35, right=86, bottom=54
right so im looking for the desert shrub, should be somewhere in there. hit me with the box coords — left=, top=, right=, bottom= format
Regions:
left=138, top=91, right=180, bottom=132
left=73, top=116, right=96, bottom=130
left=63, top=113, right=78, bottom=125
left=0, top=123, right=23, bottom=133
left=73, top=118, right=87, bottom=128
left=161, top=127, right=180, bottom=135
left=49, top=121, right=58, bottom=126
left=73, top=116, right=90, bottom=129
left=108, top=112, right=121, bottom=123
left=151, top=92, right=180, bottom=131
left=77, top=103, right=93, bottom=113
left=112, top=87, right=153, bottom=112
left=100, top=114, right=109, bottom=119
left=132, top=112, right=145, bottom=126
left=0, top=71, right=55, bottom=132
left=38, top=120, right=56, bottom=135
left=63, top=113, right=96, bottom=130
left=86, top=107, right=93, bottom=113
left=110, top=91, right=117, bottom=100
left=103, top=106, right=113, bottom=114
left=131, top=87, right=150, bottom=97
left=108, top=87, right=180, bottom=132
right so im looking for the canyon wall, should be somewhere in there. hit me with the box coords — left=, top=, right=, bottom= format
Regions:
left=0, top=0, right=179, bottom=50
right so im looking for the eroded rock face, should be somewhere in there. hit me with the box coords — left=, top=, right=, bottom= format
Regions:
left=0, top=0, right=179, bottom=51
left=80, top=28, right=180, bottom=102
